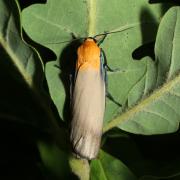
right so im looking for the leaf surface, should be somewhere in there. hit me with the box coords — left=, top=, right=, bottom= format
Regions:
left=90, top=150, right=137, bottom=180
left=104, top=7, right=180, bottom=134
left=22, top=0, right=168, bottom=124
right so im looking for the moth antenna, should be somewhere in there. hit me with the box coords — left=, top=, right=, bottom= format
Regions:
left=71, top=32, right=77, bottom=40
left=45, top=24, right=134, bottom=45
left=94, top=24, right=135, bottom=39
left=45, top=34, right=85, bottom=45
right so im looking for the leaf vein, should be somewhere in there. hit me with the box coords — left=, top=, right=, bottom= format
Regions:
left=143, top=109, right=174, bottom=126
left=97, top=160, right=109, bottom=180
left=169, top=91, right=180, bottom=98
left=160, top=98, right=180, bottom=117
left=103, top=73, right=180, bottom=133
left=31, top=12, right=75, bottom=35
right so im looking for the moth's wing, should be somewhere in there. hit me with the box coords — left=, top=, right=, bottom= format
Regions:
left=70, top=68, right=105, bottom=160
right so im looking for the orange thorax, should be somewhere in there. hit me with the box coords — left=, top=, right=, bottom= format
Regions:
left=77, top=38, right=101, bottom=70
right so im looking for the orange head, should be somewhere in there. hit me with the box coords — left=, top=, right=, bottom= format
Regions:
left=76, top=38, right=101, bottom=71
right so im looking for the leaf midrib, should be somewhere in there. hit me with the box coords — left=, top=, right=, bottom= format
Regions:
left=87, top=0, right=96, bottom=36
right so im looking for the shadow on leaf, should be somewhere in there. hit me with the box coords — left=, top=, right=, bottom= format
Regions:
left=58, top=40, right=82, bottom=123
left=103, top=128, right=180, bottom=178
left=18, top=0, right=46, bottom=9
left=132, top=3, right=171, bottom=61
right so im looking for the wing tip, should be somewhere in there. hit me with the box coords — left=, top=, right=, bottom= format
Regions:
left=70, top=131, right=101, bottom=160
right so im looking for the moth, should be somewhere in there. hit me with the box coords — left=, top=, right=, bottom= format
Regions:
left=70, top=27, right=131, bottom=160
left=70, top=37, right=106, bottom=160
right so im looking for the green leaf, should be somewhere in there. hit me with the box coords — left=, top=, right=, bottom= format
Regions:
left=22, top=0, right=167, bottom=122
left=103, top=130, right=180, bottom=179
left=90, top=150, right=137, bottom=180
left=104, top=7, right=180, bottom=134
left=0, top=0, right=43, bottom=88
left=0, top=0, right=53, bottom=129
left=69, top=156, right=90, bottom=180
left=155, top=7, right=180, bottom=86
left=37, top=141, right=72, bottom=179
left=45, top=61, right=68, bottom=121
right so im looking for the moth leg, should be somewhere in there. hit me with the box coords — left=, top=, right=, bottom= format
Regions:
left=105, top=66, right=122, bottom=107
left=71, top=32, right=83, bottom=42
left=100, top=50, right=122, bottom=107
left=105, top=64, right=125, bottom=73
left=101, top=49, right=125, bottom=73
left=71, top=32, right=77, bottom=40
left=105, top=64, right=122, bottom=73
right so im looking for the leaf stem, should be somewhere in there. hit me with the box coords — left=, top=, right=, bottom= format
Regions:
left=69, top=156, right=90, bottom=180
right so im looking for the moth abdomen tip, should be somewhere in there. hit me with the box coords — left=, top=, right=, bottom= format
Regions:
left=71, top=131, right=101, bottom=160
